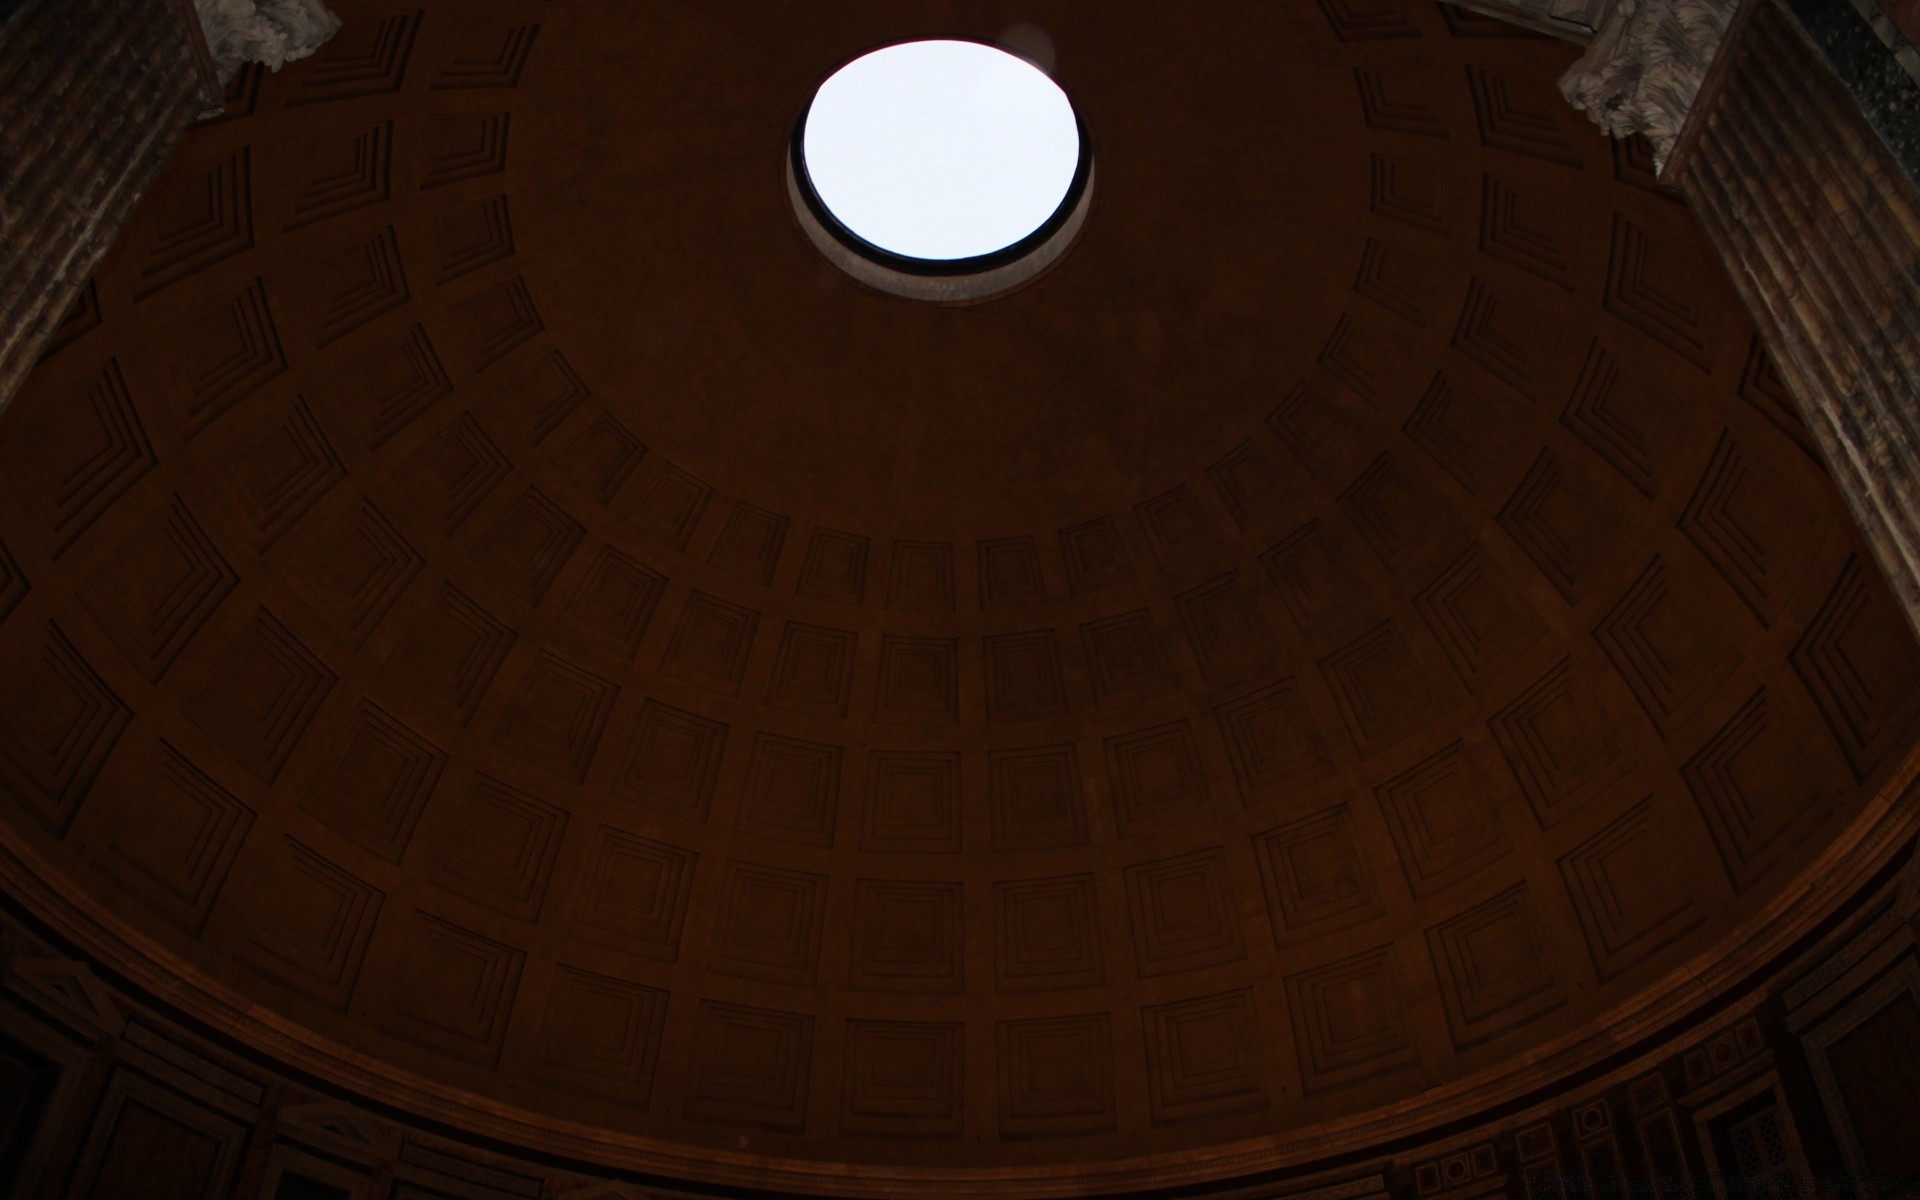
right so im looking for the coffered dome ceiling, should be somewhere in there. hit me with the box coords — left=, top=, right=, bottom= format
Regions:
left=3, top=0, right=1919, bottom=1193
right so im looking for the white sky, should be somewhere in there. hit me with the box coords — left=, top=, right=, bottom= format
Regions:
left=802, top=40, right=1080, bottom=261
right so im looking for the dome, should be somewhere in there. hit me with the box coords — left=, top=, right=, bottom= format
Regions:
left=1, top=0, right=1917, bottom=1194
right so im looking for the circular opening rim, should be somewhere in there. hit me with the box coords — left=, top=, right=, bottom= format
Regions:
left=789, top=37, right=1095, bottom=299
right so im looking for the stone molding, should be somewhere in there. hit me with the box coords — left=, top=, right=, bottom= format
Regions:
left=1558, top=0, right=1740, bottom=169
left=1442, top=0, right=1615, bottom=41
left=193, top=0, right=340, bottom=89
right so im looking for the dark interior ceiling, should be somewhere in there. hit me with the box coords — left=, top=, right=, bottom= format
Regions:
left=3, top=0, right=1920, bottom=1192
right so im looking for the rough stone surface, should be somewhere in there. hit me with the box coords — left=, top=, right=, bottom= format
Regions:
left=1782, top=0, right=1920, bottom=183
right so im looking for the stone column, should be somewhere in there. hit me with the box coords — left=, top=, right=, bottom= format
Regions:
left=1453, top=0, right=1920, bottom=639
left=1662, top=0, right=1920, bottom=639
left=0, top=0, right=342, bottom=417
left=0, top=0, right=220, bottom=414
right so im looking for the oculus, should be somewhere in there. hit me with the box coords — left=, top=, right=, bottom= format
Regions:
left=789, top=38, right=1094, bottom=302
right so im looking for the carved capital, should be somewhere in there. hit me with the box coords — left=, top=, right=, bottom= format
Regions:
left=1558, top=0, right=1738, bottom=169
left=194, top=0, right=342, bottom=87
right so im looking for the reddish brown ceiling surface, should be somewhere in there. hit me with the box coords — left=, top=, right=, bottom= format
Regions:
left=4, top=0, right=1920, bottom=1192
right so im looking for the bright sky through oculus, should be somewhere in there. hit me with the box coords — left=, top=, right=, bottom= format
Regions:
left=802, top=40, right=1080, bottom=261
